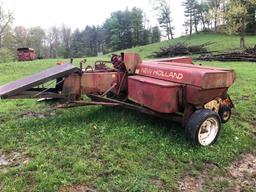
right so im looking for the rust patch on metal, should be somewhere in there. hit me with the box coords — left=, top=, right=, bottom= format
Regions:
left=62, top=73, right=81, bottom=100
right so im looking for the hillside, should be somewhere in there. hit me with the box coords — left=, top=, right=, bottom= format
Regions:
left=110, top=32, right=256, bottom=58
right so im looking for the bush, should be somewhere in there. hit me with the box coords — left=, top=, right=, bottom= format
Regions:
left=0, top=48, right=15, bottom=63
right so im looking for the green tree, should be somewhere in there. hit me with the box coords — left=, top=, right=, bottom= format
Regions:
left=47, top=26, right=60, bottom=58
left=197, top=2, right=210, bottom=31
left=70, top=29, right=82, bottom=57
left=193, top=1, right=201, bottom=33
left=0, top=4, right=14, bottom=48
left=151, top=26, right=161, bottom=43
left=154, top=0, right=174, bottom=40
left=27, top=27, right=46, bottom=57
left=104, top=8, right=144, bottom=51
left=141, top=29, right=151, bottom=45
left=60, top=25, right=72, bottom=58
left=104, top=13, right=122, bottom=51
left=225, top=0, right=256, bottom=48
left=131, top=8, right=144, bottom=45
left=2, top=29, right=16, bottom=52
left=14, top=26, right=28, bottom=48
left=1, top=27, right=15, bottom=62
left=183, top=0, right=196, bottom=36
left=70, top=25, right=105, bottom=57
left=0, top=47, right=15, bottom=63
left=208, top=0, right=222, bottom=32
left=246, top=4, right=256, bottom=34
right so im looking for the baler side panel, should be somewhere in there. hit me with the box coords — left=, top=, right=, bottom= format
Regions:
left=128, top=76, right=180, bottom=113
left=185, top=86, right=228, bottom=106
left=81, top=72, right=126, bottom=95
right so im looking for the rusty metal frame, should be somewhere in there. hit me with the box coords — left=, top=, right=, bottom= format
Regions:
left=56, top=100, right=120, bottom=108
left=5, top=90, right=66, bottom=99
left=87, top=94, right=183, bottom=123
left=58, top=94, right=183, bottom=123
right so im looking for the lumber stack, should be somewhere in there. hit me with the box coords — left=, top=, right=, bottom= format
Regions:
left=197, top=46, right=256, bottom=62
left=151, top=42, right=211, bottom=58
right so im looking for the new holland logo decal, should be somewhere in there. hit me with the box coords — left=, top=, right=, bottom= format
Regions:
left=140, top=67, right=184, bottom=80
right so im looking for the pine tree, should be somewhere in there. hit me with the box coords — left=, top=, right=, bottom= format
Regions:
left=183, top=0, right=197, bottom=36
left=151, top=26, right=161, bottom=43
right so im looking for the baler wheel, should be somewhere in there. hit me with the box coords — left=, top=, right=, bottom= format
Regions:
left=185, top=109, right=221, bottom=146
left=218, top=105, right=231, bottom=123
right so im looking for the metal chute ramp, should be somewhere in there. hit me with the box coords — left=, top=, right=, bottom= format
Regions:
left=0, top=64, right=80, bottom=99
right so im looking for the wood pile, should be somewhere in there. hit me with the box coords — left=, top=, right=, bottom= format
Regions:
left=151, top=42, right=212, bottom=58
left=197, top=45, right=256, bottom=62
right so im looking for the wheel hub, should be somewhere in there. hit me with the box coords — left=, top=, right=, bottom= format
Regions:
left=198, top=117, right=219, bottom=146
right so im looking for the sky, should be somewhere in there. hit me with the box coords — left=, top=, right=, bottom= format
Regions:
left=3, top=0, right=185, bottom=38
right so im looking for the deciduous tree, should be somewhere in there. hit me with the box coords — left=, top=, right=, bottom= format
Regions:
left=225, top=0, right=256, bottom=48
left=14, top=26, right=28, bottom=48
left=60, top=25, right=72, bottom=58
left=27, top=27, right=45, bottom=57
left=0, top=4, right=14, bottom=48
left=47, top=26, right=60, bottom=58
left=153, top=0, right=174, bottom=40
left=208, top=0, right=222, bottom=32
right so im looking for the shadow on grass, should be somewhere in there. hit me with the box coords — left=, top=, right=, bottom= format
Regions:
left=1, top=103, right=255, bottom=166
left=56, top=106, right=187, bottom=143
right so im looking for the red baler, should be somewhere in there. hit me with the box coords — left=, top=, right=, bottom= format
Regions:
left=0, top=53, right=236, bottom=146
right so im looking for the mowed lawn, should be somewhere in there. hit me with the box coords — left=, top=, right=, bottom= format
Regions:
left=0, top=33, right=256, bottom=191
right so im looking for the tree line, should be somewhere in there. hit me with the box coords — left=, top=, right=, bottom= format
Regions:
left=71, top=8, right=161, bottom=58
left=0, top=6, right=161, bottom=61
left=0, top=0, right=255, bottom=63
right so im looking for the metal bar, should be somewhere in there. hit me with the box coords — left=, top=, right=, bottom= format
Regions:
left=56, top=101, right=120, bottom=108
left=88, top=94, right=183, bottom=123
left=33, top=79, right=64, bottom=98
left=101, top=83, right=117, bottom=97
left=116, top=72, right=127, bottom=95
left=5, top=91, right=66, bottom=99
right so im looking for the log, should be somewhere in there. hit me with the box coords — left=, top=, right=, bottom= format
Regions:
left=151, top=42, right=213, bottom=58
left=197, top=45, right=256, bottom=62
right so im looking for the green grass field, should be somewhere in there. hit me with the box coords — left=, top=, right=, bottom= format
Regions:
left=0, top=33, right=256, bottom=191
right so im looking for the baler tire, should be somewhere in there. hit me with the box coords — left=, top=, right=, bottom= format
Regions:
left=218, top=105, right=231, bottom=124
left=185, top=109, right=221, bottom=146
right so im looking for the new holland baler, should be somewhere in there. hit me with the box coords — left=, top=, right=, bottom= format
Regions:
left=0, top=53, right=235, bottom=146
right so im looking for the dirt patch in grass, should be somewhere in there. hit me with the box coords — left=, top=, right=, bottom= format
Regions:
left=178, top=175, right=203, bottom=192
left=227, top=153, right=256, bottom=191
left=150, top=178, right=165, bottom=189
left=0, top=150, right=30, bottom=173
left=20, top=111, right=56, bottom=119
left=178, top=152, right=256, bottom=191
left=59, top=184, right=97, bottom=192
left=241, top=95, right=250, bottom=101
